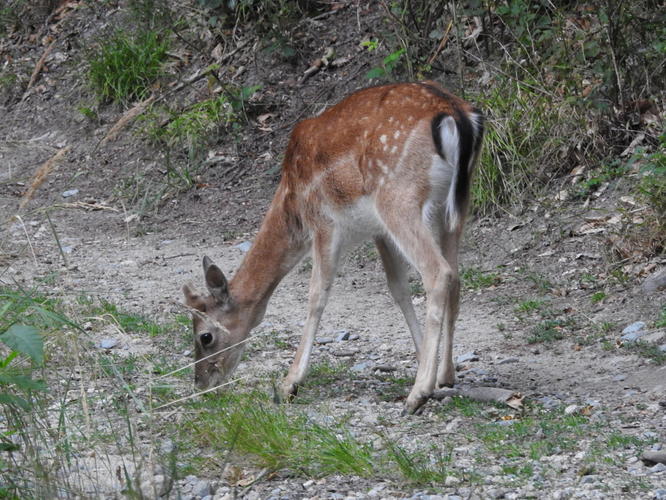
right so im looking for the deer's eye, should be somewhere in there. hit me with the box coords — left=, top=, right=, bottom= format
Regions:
left=200, top=332, right=213, bottom=346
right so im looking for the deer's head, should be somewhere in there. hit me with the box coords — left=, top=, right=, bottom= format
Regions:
left=182, top=256, right=247, bottom=390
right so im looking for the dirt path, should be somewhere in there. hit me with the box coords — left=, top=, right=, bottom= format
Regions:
left=4, top=206, right=665, bottom=498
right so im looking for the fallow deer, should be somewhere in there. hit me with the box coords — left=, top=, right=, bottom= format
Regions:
left=183, top=81, right=484, bottom=414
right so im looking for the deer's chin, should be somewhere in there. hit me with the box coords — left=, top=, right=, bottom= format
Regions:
left=195, top=368, right=226, bottom=391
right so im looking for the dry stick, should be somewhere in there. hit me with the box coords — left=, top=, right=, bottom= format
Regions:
left=45, top=211, right=67, bottom=266
left=74, top=342, right=92, bottom=434
left=18, top=145, right=71, bottom=210
left=606, top=23, right=624, bottom=110
left=13, top=215, right=38, bottom=266
left=427, top=20, right=453, bottom=66
left=451, top=2, right=465, bottom=99
left=97, top=95, right=156, bottom=149
left=21, top=40, right=56, bottom=101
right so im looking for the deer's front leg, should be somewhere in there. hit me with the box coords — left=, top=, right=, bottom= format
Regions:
left=281, top=230, right=340, bottom=399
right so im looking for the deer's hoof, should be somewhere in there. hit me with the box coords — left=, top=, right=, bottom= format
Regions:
left=279, top=381, right=299, bottom=402
left=403, top=393, right=429, bottom=415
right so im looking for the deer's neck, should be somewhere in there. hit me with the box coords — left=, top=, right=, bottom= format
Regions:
left=229, top=189, right=306, bottom=323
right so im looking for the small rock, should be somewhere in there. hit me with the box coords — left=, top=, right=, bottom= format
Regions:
left=622, top=321, right=646, bottom=335
left=349, top=333, right=360, bottom=340
left=456, top=351, right=479, bottom=363
left=234, top=241, right=252, bottom=253
left=336, top=329, right=351, bottom=341
left=332, top=349, right=357, bottom=357
left=659, top=344, right=666, bottom=353
left=642, top=268, right=666, bottom=294
left=648, top=463, right=666, bottom=474
left=351, top=361, right=372, bottom=372
left=497, top=357, right=519, bottom=365
left=538, top=396, right=561, bottom=410
left=367, top=484, right=384, bottom=497
left=375, top=364, right=397, bottom=372
left=612, top=374, right=627, bottom=382
left=316, top=337, right=335, bottom=344
left=139, top=473, right=169, bottom=498
left=642, top=450, right=666, bottom=465
left=564, top=404, right=579, bottom=415
left=160, top=439, right=174, bottom=454
left=99, top=338, right=118, bottom=349
left=62, top=188, right=79, bottom=198
left=580, top=475, right=596, bottom=485
left=654, top=488, right=666, bottom=500
left=192, top=479, right=212, bottom=497
left=621, top=330, right=648, bottom=342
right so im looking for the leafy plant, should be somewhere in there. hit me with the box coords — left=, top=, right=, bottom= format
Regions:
left=88, top=30, right=168, bottom=104
left=461, top=266, right=500, bottom=290
left=366, top=48, right=406, bottom=80
left=527, top=319, right=570, bottom=344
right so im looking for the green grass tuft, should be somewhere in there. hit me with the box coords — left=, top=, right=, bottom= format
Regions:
left=88, top=30, right=168, bottom=103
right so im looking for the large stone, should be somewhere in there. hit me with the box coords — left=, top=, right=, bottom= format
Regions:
left=642, top=268, right=666, bottom=294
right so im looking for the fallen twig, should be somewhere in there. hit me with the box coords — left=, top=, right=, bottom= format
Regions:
left=47, top=201, right=120, bottom=212
left=98, top=95, right=156, bottom=148
left=22, top=40, right=56, bottom=101
left=427, top=20, right=453, bottom=66
left=432, top=386, right=524, bottom=409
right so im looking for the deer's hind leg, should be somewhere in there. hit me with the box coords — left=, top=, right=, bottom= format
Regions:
left=378, top=207, right=455, bottom=414
left=436, top=226, right=461, bottom=389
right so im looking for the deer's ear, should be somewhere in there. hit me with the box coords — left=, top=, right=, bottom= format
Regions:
left=182, top=283, right=206, bottom=312
left=203, top=256, right=230, bottom=305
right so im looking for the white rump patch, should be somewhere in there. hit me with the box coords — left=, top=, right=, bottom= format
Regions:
left=422, top=154, right=454, bottom=227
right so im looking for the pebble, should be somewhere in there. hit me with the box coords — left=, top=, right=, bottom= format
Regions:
left=234, top=241, right=252, bottom=253
left=648, top=463, right=666, bottom=474
left=654, top=489, right=666, bottom=500
left=160, top=439, right=174, bottom=454
left=192, top=479, right=213, bottom=497
left=538, top=396, right=561, bottom=409
left=62, top=188, right=79, bottom=197
left=642, top=268, right=666, bottom=293
left=564, top=404, right=579, bottom=415
left=659, top=344, right=666, bottom=353
left=456, top=351, right=479, bottom=363
left=497, top=357, right=519, bottom=365
left=622, top=330, right=648, bottom=342
left=335, top=329, right=351, bottom=341
left=445, top=475, right=461, bottom=486
left=612, top=374, right=627, bottom=382
left=316, top=337, right=335, bottom=344
left=351, top=361, right=372, bottom=372
left=98, top=338, right=118, bottom=349
left=621, top=321, right=647, bottom=341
